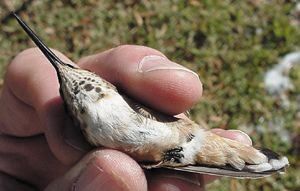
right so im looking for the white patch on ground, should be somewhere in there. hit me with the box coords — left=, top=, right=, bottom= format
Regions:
left=240, top=117, right=291, bottom=145
left=264, top=51, right=300, bottom=107
left=240, top=52, right=300, bottom=145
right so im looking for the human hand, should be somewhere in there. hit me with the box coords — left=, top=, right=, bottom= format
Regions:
left=0, top=45, right=252, bottom=190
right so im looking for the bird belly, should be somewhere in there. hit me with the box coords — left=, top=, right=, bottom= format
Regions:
left=79, top=95, right=180, bottom=161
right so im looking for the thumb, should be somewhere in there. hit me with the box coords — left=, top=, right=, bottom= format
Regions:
left=45, top=149, right=147, bottom=191
left=78, top=45, right=202, bottom=115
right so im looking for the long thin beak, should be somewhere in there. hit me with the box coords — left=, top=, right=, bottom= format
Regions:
left=12, top=12, right=64, bottom=69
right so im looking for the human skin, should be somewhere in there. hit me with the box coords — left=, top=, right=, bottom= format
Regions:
left=0, top=45, right=252, bottom=191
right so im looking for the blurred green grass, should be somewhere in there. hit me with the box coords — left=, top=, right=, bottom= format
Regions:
left=0, top=0, right=299, bottom=190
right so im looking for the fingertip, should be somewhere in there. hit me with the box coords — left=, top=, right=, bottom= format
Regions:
left=211, top=129, right=253, bottom=146
left=90, top=150, right=147, bottom=191
left=46, top=149, right=147, bottom=191
left=147, top=169, right=202, bottom=191
left=136, top=65, right=202, bottom=114
left=149, top=178, right=203, bottom=191
left=148, top=177, right=203, bottom=191
left=72, top=149, right=147, bottom=191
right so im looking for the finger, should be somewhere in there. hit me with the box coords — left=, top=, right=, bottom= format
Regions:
left=147, top=169, right=202, bottom=191
left=148, top=178, right=203, bottom=191
left=211, top=128, right=252, bottom=145
left=0, top=84, right=42, bottom=136
left=0, top=134, right=69, bottom=189
left=45, top=149, right=147, bottom=191
left=5, top=48, right=88, bottom=164
left=0, top=172, right=36, bottom=191
left=78, top=45, right=202, bottom=115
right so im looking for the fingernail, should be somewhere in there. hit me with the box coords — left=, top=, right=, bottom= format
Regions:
left=63, top=119, right=91, bottom=152
left=75, top=161, right=125, bottom=191
left=138, top=55, right=199, bottom=78
left=160, top=174, right=201, bottom=186
left=227, top=130, right=253, bottom=146
left=149, top=175, right=202, bottom=191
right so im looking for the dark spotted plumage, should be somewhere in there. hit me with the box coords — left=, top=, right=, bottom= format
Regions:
left=84, top=84, right=94, bottom=91
left=95, top=87, right=101, bottom=93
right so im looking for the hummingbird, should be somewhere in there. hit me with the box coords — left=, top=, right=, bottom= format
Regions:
left=13, top=13, right=289, bottom=178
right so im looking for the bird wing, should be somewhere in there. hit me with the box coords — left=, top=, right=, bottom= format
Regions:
left=165, top=165, right=286, bottom=179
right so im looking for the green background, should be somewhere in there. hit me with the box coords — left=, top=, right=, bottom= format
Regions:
left=0, top=0, right=299, bottom=190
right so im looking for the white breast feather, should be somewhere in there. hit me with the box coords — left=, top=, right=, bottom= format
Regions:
left=181, top=129, right=206, bottom=165
left=81, top=93, right=179, bottom=150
